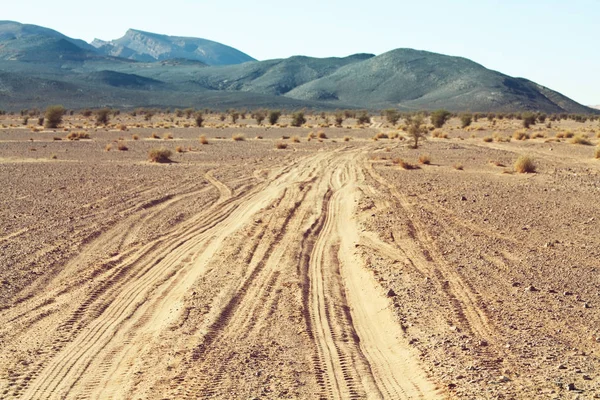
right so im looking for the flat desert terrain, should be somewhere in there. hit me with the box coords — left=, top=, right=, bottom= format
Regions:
left=1, top=112, right=599, bottom=399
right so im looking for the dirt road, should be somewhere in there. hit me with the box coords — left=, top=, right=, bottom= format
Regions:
left=0, top=147, right=440, bottom=399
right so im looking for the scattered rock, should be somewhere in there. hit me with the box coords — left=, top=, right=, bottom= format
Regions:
left=498, top=375, right=510, bottom=383
left=386, top=289, right=397, bottom=297
left=460, top=196, right=467, bottom=201
left=557, top=364, right=567, bottom=370
left=583, top=375, right=592, bottom=381
left=526, top=285, right=538, bottom=292
left=567, top=383, right=576, bottom=391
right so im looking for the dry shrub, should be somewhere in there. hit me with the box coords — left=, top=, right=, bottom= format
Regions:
left=307, top=131, right=316, bottom=139
left=393, top=158, right=418, bottom=170
left=514, top=155, right=536, bottom=173
left=570, top=135, right=592, bottom=145
left=118, top=124, right=127, bottom=131
left=132, top=134, right=139, bottom=140
left=343, top=136, right=351, bottom=142
left=105, top=144, right=112, bottom=151
left=66, top=131, right=90, bottom=140
left=232, top=133, right=245, bottom=141
left=163, top=132, right=173, bottom=140
left=148, top=148, right=172, bottom=163
left=199, top=135, right=209, bottom=145
left=513, top=130, right=530, bottom=140
left=317, top=131, right=327, bottom=139
left=389, top=132, right=400, bottom=139
left=531, top=132, right=546, bottom=139
left=418, top=154, right=431, bottom=165
left=490, top=160, right=506, bottom=167
left=275, top=142, right=288, bottom=149
left=53, top=137, right=62, bottom=141
left=117, top=142, right=128, bottom=151
left=291, top=136, right=300, bottom=143
left=453, top=163, right=464, bottom=170
left=375, top=132, right=388, bottom=139
left=151, top=132, right=160, bottom=139
left=595, top=147, right=600, bottom=159
left=483, top=136, right=493, bottom=142
left=255, top=135, right=263, bottom=140
left=175, top=146, right=184, bottom=153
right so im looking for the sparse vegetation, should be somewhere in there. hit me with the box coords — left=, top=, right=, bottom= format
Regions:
left=199, top=135, right=209, bottom=145
left=96, top=108, right=111, bottom=125
left=195, top=112, right=204, bottom=127
left=418, top=154, right=431, bottom=165
left=514, top=155, right=536, bottom=173
left=406, top=114, right=427, bottom=149
left=66, top=131, right=90, bottom=140
left=268, top=110, right=281, bottom=125
left=570, top=135, right=592, bottom=145
left=275, top=142, right=288, bottom=149
left=460, top=113, right=472, bottom=128
left=148, top=148, right=172, bottom=163
left=232, top=133, right=246, bottom=141
left=384, top=109, right=401, bottom=125
left=291, top=112, right=306, bottom=127
left=117, top=142, right=128, bottom=151
left=45, top=105, right=66, bottom=129
left=357, top=111, right=371, bottom=125
left=431, top=110, right=451, bottom=128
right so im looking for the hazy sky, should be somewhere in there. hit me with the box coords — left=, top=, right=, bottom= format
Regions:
left=3, top=0, right=599, bottom=105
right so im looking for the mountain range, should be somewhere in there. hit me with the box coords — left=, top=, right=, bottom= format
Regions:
left=0, top=21, right=596, bottom=113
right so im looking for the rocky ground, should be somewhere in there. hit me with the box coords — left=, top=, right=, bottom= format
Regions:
left=0, top=113, right=599, bottom=399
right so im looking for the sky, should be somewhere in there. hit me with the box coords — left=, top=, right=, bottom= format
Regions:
left=3, top=0, right=599, bottom=105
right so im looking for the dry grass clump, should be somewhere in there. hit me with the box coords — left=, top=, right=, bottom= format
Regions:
left=531, top=132, right=546, bottom=139
left=392, top=158, right=418, bottom=170
left=595, top=147, right=600, bottom=159
left=255, top=135, right=263, bottom=140
left=431, top=130, right=449, bottom=139
left=117, top=142, right=128, bottom=151
left=570, top=135, right=592, bottom=145
left=307, top=131, right=316, bottom=139
left=513, top=130, right=530, bottom=141
left=343, top=136, right=351, bottom=142
left=275, top=142, right=288, bottom=149
left=291, top=136, right=300, bottom=143
left=175, top=146, right=184, bottom=153
left=418, top=154, right=431, bottom=165
left=53, top=136, right=62, bottom=141
left=148, top=148, right=172, bottom=163
left=490, top=160, right=506, bottom=167
left=199, top=134, right=209, bottom=145
left=482, top=136, right=493, bottom=142
left=105, top=144, right=112, bottom=151
left=163, top=132, right=173, bottom=140
left=493, top=132, right=511, bottom=142
left=118, top=124, right=127, bottom=131
left=389, top=132, right=401, bottom=139
left=375, top=132, right=389, bottom=139
left=232, top=133, right=245, bottom=141
left=66, top=131, right=90, bottom=140
left=453, top=163, right=464, bottom=170
left=317, top=131, right=327, bottom=139
left=514, top=155, right=536, bottom=173
left=151, top=132, right=160, bottom=139
left=132, top=134, right=139, bottom=140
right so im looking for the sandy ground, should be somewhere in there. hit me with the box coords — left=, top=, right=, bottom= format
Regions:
left=0, top=113, right=599, bottom=399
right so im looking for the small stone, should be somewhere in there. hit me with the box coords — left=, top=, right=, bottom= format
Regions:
left=526, top=285, right=538, bottom=292
left=567, top=383, right=576, bottom=391
left=460, top=196, right=467, bottom=201
left=564, top=291, right=573, bottom=296
left=557, top=364, right=567, bottom=370
left=583, top=375, right=592, bottom=381
left=498, top=375, right=510, bottom=383
left=479, top=340, right=488, bottom=347
left=583, top=303, right=590, bottom=309
left=387, top=289, right=396, bottom=297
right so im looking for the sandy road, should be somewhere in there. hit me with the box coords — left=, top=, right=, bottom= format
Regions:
left=0, top=147, right=440, bottom=399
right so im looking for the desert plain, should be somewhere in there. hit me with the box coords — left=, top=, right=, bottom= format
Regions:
left=0, top=111, right=599, bottom=399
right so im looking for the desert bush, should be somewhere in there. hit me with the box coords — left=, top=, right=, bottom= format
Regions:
left=45, top=105, right=65, bottom=128
left=117, top=142, right=128, bottom=151
left=570, top=135, right=592, bottom=145
left=460, top=113, right=472, bottom=128
left=175, top=146, right=184, bottom=153
left=291, top=112, right=306, bottom=127
left=82, top=109, right=93, bottom=117
left=291, top=136, right=300, bottom=143
left=431, top=109, right=451, bottom=128
left=357, top=111, right=371, bottom=125
left=384, top=109, right=401, bottom=125
left=317, top=131, right=327, bottom=139
left=199, top=134, right=209, bottom=145
left=513, top=130, right=530, bottom=140
left=253, top=111, right=266, bottom=125
left=22, top=116, right=29, bottom=125
left=66, top=131, right=90, bottom=140
left=148, top=148, right=172, bottom=163
left=343, top=136, right=351, bottom=141
left=105, top=144, right=112, bottom=151
left=522, top=112, right=536, bottom=128
left=132, top=134, right=139, bottom=140
left=418, top=154, right=431, bottom=164
left=163, top=132, right=173, bottom=140
left=393, top=158, right=418, bottom=170
left=232, top=133, right=245, bottom=141
left=118, top=124, right=127, bottom=131
left=96, top=108, right=111, bottom=125
left=514, top=155, right=536, bottom=173
left=483, top=136, right=493, bottom=142
left=195, top=112, right=204, bottom=127
left=230, top=110, right=240, bottom=124
left=453, top=163, right=464, bottom=170
left=144, top=112, right=154, bottom=121
left=151, top=132, right=160, bottom=139
left=334, top=112, right=345, bottom=127
left=275, top=142, right=288, bottom=149
left=595, top=147, right=600, bottom=159
left=268, top=110, right=281, bottom=125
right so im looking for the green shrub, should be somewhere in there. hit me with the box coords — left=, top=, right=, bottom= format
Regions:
left=431, top=109, right=451, bottom=128
left=460, top=113, right=472, bottom=128
left=44, top=105, right=65, bottom=129
left=268, top=110, right=281, bottom=125
left=291, top=112, right=306, bottom=127
left=96, top=108, right=110, bottom=125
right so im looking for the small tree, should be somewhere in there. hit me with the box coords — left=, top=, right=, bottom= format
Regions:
left=430, top=109, right=451, bottom=128
left=406, top=114, right=427, bottom=149
left=195, top=112, right=204, bottom=127
left=96, top=108, right=111, bottom=125
left=44, top=105, right=65, bottom=129
left=357, top=111, right=371, bottom=125
left=384, top=109, right=401, bottom=125
left=460, top=113, right=472, bottom=128
left=291, top=112, right=306, bottom=127
left=522, top=112, right=536, bottom=128
left=268, top=110, right=281, bottom=125
left=230, top=110, right=240, bottom=124
left=253, top=110, right=266, bottom=125
left=334, top=112, right=345, bottom=127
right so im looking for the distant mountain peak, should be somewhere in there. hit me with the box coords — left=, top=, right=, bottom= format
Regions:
left=92, top=29, right=255, bottom=66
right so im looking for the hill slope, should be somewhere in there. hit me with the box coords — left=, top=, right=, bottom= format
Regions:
left=91, top=29, right=255, bottom=66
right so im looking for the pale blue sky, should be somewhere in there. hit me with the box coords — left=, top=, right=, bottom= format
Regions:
left=3, top=0, right=599, bottom=105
